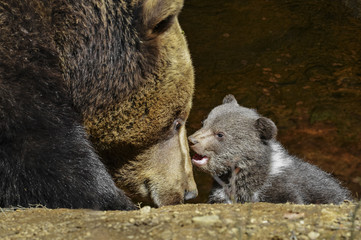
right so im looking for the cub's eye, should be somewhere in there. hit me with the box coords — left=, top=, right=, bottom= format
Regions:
left=174, top=120, right=182, bottom=131
left=216, top=132, right=224, bottom=139
left=152, top=15, right=174, bottom=35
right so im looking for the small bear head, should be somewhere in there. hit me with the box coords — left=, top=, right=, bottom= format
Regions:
left=188, top=94, right=277, bottom=176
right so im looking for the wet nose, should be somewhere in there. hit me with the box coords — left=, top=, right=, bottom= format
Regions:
left=184, top=189, right=198, bottom=201
left=188, top=136, right=198, bottom=145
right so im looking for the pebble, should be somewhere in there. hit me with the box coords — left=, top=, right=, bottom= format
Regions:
left=192, top=215, right=221, bottom=226
left=224, top=218, right=236, bottom=225
left=140, top=206, right=151, bottom=215
left=308, top=231, right=320, bottom=239
left=231, top=228, right=240, bottom=234
left=211, top=210, right=221, bottom=215
left=283, top=212, right=305, bottom=220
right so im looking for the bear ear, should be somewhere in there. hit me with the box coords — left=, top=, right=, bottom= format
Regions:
left=222, top=94, right=238, bottom=104
left=255, top=117, right=277, bottom=141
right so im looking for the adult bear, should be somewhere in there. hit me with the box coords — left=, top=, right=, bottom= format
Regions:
left=0, top=0, right=197, bottom=209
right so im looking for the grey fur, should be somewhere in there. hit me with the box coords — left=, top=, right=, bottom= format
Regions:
left=189, top=95, right=352, bottom=204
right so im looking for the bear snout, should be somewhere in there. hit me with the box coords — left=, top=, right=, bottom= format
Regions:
left=188, top=135, right=202, bottom=153
left=188, top=135, right=199, bottom=145
left=184, top=189, right=198, bottom=201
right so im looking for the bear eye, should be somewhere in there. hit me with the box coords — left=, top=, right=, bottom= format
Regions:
left=152, top=15, right=174, bottom=35
left=174, top=119, right=182, bottom=131
left=216, top=132, right=225, bottom=139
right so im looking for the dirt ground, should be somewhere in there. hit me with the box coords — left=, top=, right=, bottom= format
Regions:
left=1, top=202, right=360, bottom=240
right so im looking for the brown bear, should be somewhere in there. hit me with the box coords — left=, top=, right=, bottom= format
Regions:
left=0, top=0, right=196, bottom=209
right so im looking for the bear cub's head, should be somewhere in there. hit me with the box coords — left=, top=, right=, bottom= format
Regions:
left=188, top=94, right=277, bottom=176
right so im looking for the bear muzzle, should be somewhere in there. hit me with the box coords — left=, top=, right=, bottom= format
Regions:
left=184, top=189, right=198, bottom=201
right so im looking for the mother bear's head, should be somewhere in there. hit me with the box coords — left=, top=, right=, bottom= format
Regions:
left=55, top=0, right=197, bottom=206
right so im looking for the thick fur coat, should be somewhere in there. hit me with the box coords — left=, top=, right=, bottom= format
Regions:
left=0, top=0, right=196, bottom=209
left=189, top=95, right=351, bottom=204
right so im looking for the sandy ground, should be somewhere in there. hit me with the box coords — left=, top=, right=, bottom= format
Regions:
left=1, top=202, right=360, bottom=240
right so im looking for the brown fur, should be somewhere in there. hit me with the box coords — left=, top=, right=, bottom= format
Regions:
left=0, top=0, right=196, bottom=207
left=63, top=0, right=197, bottom=206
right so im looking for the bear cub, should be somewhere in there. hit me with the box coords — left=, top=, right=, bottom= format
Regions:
left=189, top=94, right=352, bottom=204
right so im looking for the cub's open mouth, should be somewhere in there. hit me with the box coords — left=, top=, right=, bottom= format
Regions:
left=191, top=153, right=209, bottom=167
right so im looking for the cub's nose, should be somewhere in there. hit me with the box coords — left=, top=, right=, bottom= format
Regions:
left=188, top=136, right=198, bottom=145
left=184, top=189, right=198, bottom=201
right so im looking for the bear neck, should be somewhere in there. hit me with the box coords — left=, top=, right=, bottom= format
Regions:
left=217, top=142, right=274, bottom=203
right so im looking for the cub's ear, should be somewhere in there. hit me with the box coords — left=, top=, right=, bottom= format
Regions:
left=255, top=117, right=277, bottom=141
left=222, top=94, right=238, bottom=104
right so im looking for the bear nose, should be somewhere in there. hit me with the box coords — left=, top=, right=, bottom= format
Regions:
left=188, top=136, right=198, bottom=145
left=184, top=189, right=198, bottom=201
